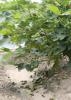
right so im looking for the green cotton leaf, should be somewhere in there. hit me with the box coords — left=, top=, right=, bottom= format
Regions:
left=53, top=34, right=66, bottom=41
left=48, top=4, right=61, bottom=15
left=25, top=60, right=39, bottom=71
left=0, top=29, right=11, bottom=35
left=57, top=34, right=66, bottom=40
left=12, top=12, right=21, bottom=19
left=16, top=60, right=39, bottom=71
left=62, top=10, right=71, bottom=15
left=16, top=47, right=25, bottom=53
left=1, top=48, right=11, bottom=52
left=61, top=0, right=70, bottom=6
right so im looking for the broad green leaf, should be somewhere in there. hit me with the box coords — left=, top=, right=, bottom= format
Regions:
left=0, top=29, right=11, bottom=35
left=1, top=48, right=11, bottom=52
left=12, top=12, right=22, bottom=19
left=57, top=34, right=66, bottom=40
left=48, top=4, right=61, bottom=15
left=61, top=0, right=70, bottom=6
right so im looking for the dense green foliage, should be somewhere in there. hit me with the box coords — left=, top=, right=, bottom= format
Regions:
left=0, top=0, right=71, bottom=70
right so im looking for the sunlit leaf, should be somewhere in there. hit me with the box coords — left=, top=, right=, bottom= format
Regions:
left=48, top=4, right=61, bottom=15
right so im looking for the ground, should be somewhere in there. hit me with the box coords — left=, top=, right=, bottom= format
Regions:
left=0, top=63, right=71, bottom=100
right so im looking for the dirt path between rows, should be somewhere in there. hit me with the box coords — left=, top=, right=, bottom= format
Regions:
left=0, top=65, right=22, bottom=100
left=1, top=64, right=71, bottom=100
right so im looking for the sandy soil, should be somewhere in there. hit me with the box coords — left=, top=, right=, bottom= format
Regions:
left=1, top=64, right=71, bottom=100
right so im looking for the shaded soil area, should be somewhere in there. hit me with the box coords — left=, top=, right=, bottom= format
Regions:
left=32, top=67, right=71, bottom=100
